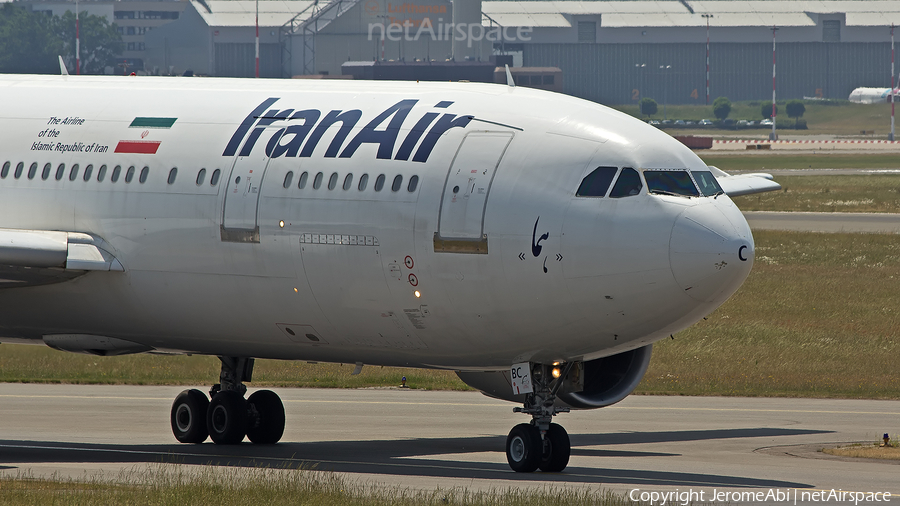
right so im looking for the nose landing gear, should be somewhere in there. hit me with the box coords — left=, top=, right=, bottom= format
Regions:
left=506, top=363, right=573, bottom=473
left=170, top=356, right=285, bottom=445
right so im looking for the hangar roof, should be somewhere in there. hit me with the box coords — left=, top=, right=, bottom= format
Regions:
left=481, top=1, right=900, bottom=28
left=193, top=0, right=315, bottom=27
left=187, top=0, right=900, bottom=29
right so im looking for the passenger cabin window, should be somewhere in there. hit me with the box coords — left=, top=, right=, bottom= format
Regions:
left=391, top=175, right=403, bottom=192
left=97, top=165, right=107, bottom=182
left=69, top=164, right=79, bottom=181
left=83, top=164, right=93, bottom=181
left=140, top=166, right=149, bottom=183
left=1, top=162, right=9, bottom=178
left=374, top=174, right=385, bottom=191
left=609, top=168, right=642, bottom=198
left=576, top=166, right=618, bottom=197
left=297, top=171, right=308, bottom=189
left=343, top=174, right=353, bottom=191
left=41, top=163, right=51, bottom=180
left=55, top=164, right=65, bottom=181
left=408, top=175, right=419, bottom=192
left=111, top=165, right=122, bottom=183
left=644, top=170, right=699, bottom=197
left=282, top=171, right=292, bottom=189
left=125, top=166, right=136, bottom=183
left=692, top=171, right=724, bottom=196
left=198, top=168, right=208, bottom=186
left=210, top=169, right=221, bottom=186
left=15, top=162, right=24, bottom=178
left=313, top=172, right=323, bottom=189
left=358, top=173, right=368, bottom=191
left=167, top=167, right=178, bottom=184
left=327, top=172, right=338, bottom=190
left=28, top=163, right=38, bottom=179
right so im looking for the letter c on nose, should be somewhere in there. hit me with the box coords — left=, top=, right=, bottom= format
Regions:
left=738, top=245, right=748, bottom=261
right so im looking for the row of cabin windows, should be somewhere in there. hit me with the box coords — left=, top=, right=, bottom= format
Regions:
left=283, top=171, right=419, bottom=194
left=0, top=161, right=184, bottom=186
left=575, top=167, right=723, bottom=199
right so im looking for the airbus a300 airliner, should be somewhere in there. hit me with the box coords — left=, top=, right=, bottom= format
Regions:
left=0, top=74, right=778, bottom=473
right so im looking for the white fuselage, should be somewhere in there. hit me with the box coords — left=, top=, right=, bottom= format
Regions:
left=0, top=75, right=753, bottom=370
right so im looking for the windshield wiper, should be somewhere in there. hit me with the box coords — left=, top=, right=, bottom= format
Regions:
left=650, top=189, right=681, bottom=197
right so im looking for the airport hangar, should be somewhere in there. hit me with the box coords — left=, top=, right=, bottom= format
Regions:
left=142, top=0, right=900, bottom=105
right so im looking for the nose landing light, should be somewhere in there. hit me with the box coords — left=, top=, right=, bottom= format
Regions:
left=670, top=204, right=753, bottom=303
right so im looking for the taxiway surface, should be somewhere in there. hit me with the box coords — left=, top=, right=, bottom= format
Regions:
left=0, top=384, right=897, bottom=499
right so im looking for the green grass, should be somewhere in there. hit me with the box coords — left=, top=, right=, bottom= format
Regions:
left=638, top=231, right=900, bottom=398
left=728, top=175, right=900, bottom=213
left=613, top=101, right=893, bottom=137
left=0, top=466, right=639, bottom=506
left=700, top=154, right=900, bottom=172
left=2, top=233, right=899, bottom=399
left=0, top=348, right=468, bottom=390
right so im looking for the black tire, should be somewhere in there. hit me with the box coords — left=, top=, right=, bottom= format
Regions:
left=246, top=390, right=285, bottom=444
left=506, top=423, right=542, bottom=473
left=207, top=390, right=248, bottom=445
left=171, top=389, right=209, bottom=444
left=538, top=423, right=570, bottom=472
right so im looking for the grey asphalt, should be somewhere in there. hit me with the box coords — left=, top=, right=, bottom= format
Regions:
left=744, top=212, right=900, bottom=234
left=0, top=384, right=897, bottom=502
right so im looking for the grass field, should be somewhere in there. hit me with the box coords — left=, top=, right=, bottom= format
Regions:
left=0, top=466, right=637, bottom=506
left=823, top=437, right=900, bottom=461
left=1, top=232, right=898, bottom=399
left=613, top=101, right=893, bottom=137
left=639, top=231, right=900, bottom=398
left=729, top=175, right=900, bottom=213
left=700, top=154, right=900, bottom=173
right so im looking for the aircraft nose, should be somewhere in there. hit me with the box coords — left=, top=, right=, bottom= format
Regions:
left=669, top=202, right=754, bottom=303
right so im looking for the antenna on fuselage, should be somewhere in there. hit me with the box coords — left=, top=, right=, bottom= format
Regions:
left=505, top=64, right=515, bottom=88
left=58, top=56, right=69, bottom=77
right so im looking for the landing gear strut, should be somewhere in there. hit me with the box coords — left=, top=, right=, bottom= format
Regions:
left=170, top=356, right=285, bottom=445
left=506, top=362, right=573, bottom=473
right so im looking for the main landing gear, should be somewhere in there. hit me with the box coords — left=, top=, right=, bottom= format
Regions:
left=170, top=356, right=285, bottom=445
left=506, top=363, right=573, bottom=473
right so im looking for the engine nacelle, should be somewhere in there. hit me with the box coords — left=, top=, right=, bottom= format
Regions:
left=456, top=344, right=652, bottom=409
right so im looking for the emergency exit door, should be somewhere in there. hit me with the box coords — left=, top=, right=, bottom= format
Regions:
left=221, top=128, right=283, bottom=242
left=437, top=132, right=513, bottom=240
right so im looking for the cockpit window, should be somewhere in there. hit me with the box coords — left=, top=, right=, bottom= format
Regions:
left=576, top=166, right=617, bottom=197
left=644, top=170, right=700, bottom=197
left=692, top=171, right=725, bottom=196
left=609, top=168, right=642, bottom=198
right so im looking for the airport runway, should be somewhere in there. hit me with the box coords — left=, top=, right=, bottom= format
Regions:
left=744, top=211, right=900, bottom=233
left=0, top=384, right=897, bottom=501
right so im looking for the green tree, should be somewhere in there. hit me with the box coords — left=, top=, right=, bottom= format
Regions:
left=761, top=103, right=778, bottom=119
left=53, top=11, right=123, bottom=75
left=785, top=100, right=806, bottom=128
left=639, top=97, right=658, bottom=118
left=0, top=4, right=62, bottom=74
left=713, top=96, right=732, bottom=121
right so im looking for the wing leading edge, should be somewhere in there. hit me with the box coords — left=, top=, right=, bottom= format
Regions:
left=708, top=166, right=782, bottom=197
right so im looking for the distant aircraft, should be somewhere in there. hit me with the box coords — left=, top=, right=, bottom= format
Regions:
left=848, top=87, right=900, bottom=104
left=0, top=74, right=779, bottom=473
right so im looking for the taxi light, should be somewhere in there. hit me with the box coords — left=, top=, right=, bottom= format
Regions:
left=414, top=290, right=421, bottom=298
left=551, top=367, right=562, bottom=379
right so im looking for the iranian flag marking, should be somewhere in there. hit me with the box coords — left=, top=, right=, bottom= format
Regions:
left=115, top=117, right=177, bottom=154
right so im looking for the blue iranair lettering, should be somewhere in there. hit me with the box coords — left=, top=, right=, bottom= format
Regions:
left=340, top=99, right=417, bottom=159
left=226, top=99, right=471, bottom=163
left=223, top=97, right=280, bottom=157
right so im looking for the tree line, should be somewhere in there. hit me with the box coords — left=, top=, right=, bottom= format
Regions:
left=0, top=3, right=123, bottom=75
